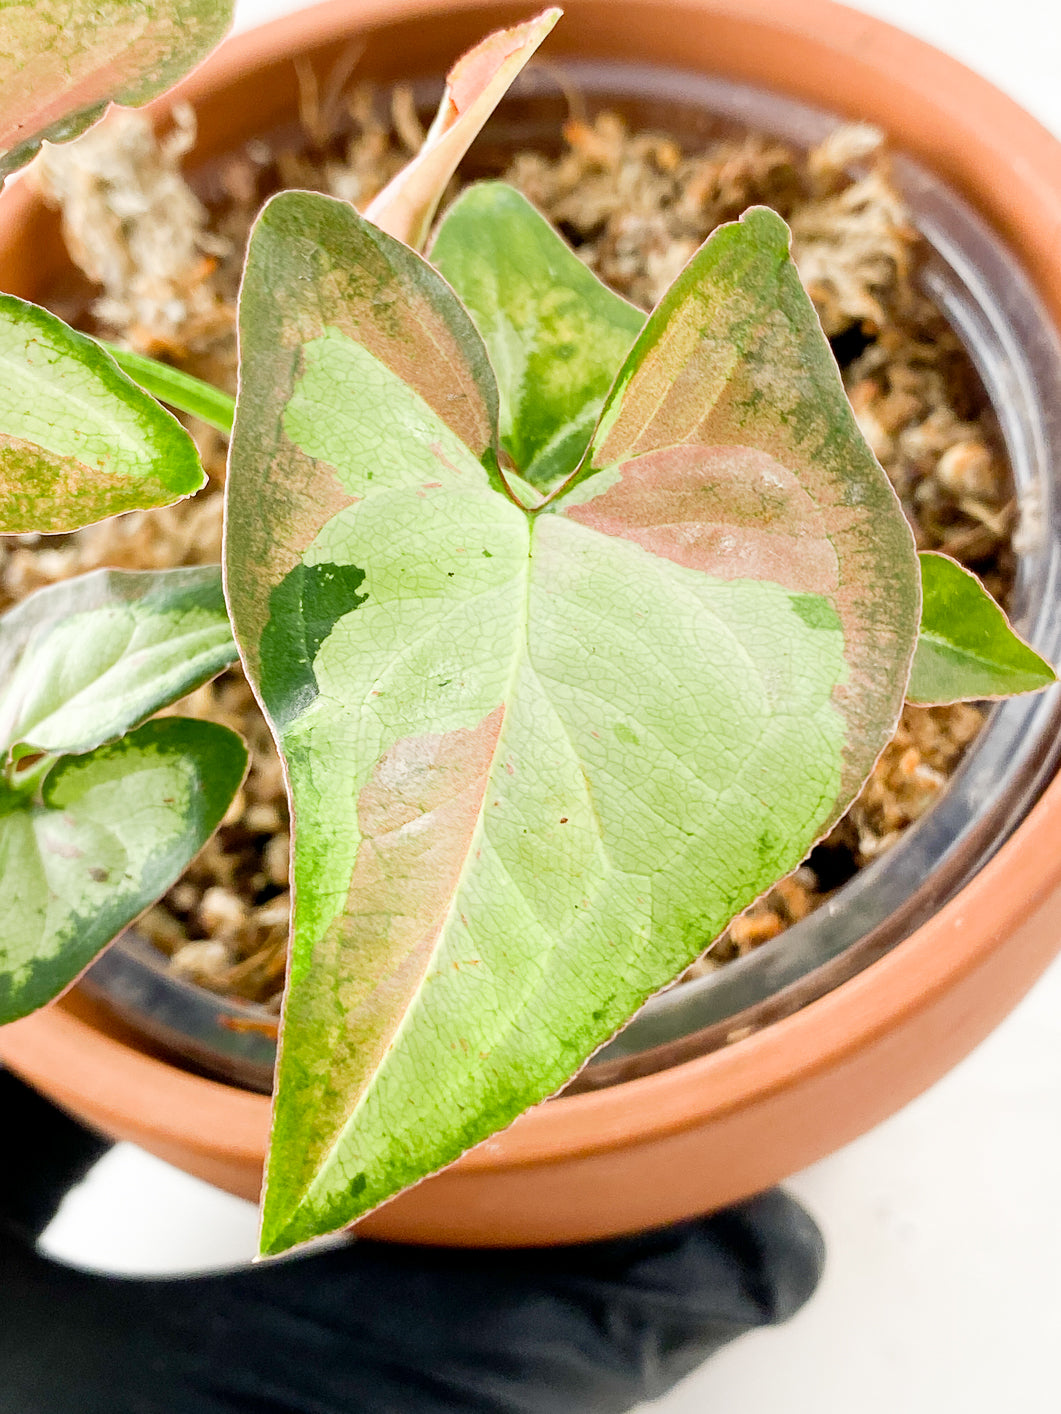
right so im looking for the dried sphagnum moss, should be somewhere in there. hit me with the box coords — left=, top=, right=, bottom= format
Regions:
left=18, top=89, right=1015, bottom=1001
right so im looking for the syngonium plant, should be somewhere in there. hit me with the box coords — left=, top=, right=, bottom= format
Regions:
left=0, top=5, right=1054, bottom=1255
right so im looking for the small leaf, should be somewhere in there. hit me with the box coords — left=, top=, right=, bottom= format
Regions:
left=0, top=567, right=238, bottom=764
left=908, top=551, right=1056, bottom=702
left=230, top=196, right=921, bottom=1255
left=0, top=296, right=206, bottom=533
left=0, top=718, right=247, bottom=1025
left=430, top=182, right=645, bottom=489
left=365, top=8, right=561, bottom=249
left=0, top=0, right=234, bottom=178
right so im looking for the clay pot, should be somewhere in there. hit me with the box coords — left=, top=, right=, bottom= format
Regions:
left=3, top=0, right=1061, bottom=1247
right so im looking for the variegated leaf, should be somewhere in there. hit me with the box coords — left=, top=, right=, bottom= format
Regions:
left=227, top=193, right=920, bottom=1255
left=0, top=0, right=234, bottom=178
left=430, top=181, right=644, bottom=489
left=431, top=189, right=1046, bottom=696
left=0, top=567, right=238, bottom=766
left=572, top=205, right=921, bottom=809
left=0, top=718, right=247, bottom=1025
left=0, top=296, right=205, bottom=532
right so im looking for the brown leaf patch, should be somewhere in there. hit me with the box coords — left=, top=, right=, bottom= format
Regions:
left=280, top=705, right=505, bottom=1172
left=0, top=432, right=144, bottom=533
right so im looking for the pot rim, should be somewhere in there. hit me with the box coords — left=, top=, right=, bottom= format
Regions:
left=177, top=0, right=1061, bottom=322
left=3, top=0, right=1061, bottom=1194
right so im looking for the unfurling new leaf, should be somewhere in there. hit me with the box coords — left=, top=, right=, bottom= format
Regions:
left=364, top=8, right=561, bottom=249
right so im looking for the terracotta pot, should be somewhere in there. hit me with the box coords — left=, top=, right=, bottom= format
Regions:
left=3, top=0, right=1061, bottom=1247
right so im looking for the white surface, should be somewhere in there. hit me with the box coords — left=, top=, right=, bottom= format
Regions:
left=40, top=1146, right=262, bottom=1274
left=41, top=955, right=1061, bottom=1411
left=228, top=0, right=1061, bottom=140
left=647, top=956, right=1061, bottom=1413
left=38, top=0, right=1061, bottom=1409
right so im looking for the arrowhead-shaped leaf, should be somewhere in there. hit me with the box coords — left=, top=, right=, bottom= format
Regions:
left=364, top=8, right=560, bottom=249
left=0, top=717, right=247, bottom=1025
left=0, top=0, right=234, bottom=178
left=0, top=567, right=238, bottom=766
left=0, top=296, right=206, bottom=533
left=430, top=182, right=645, bottom=490
left=908, top=551, right=1056, bottom=703
left=227, top=193, right=920, bottom=1255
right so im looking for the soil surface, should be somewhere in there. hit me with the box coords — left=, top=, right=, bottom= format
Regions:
left=13, top=79, right=1016, bottom=1004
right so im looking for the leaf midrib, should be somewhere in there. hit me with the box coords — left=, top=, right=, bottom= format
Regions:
left=918, top=628, right=1039, bottom=675
left=275, top=505, right=787, bottom=1235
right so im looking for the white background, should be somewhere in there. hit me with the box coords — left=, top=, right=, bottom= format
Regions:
left=39, top=3, right=1061, bottom=1411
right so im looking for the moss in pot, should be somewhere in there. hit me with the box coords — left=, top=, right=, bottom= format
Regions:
left=69, top=80, right=1061, bottom=1090
left=36, top=75, right=1036, bottom=1095
left=0, top=3, right=1055, bottom=1256
left=25, top=61, right=1017, bottom=1004
left=33, top=80, right=1013, bottom=1004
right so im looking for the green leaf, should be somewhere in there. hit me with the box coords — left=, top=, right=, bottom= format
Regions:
left=908, top=551, right=1056, bottom=702
left=0, top=296, right=206, bottom=533
left=0, top=567, right=238, bottom=767
left=364, top=8, right=561, bottom=249
left=0, top=0, right=234, bottom=178
left=228, top=196, right=920, bottom=1256
left=430, top=182, right=645, bottom=490
left=0, top=717, right=247, bottom=1025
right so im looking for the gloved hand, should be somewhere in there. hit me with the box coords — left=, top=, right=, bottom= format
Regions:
left=0, top=1069, right=823, bottom=1414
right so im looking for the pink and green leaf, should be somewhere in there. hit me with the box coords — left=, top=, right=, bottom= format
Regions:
left=0, top=0, right=234, bottom=178
left=0, top=296, right=205, bottom=532
left=224, top=189, right=506, bottom=698
left=576, top=204, right=922, bottom=808
left=228, top=195, right=921, bottom=1256
left=364, top=8, right=561, bottom=249
left=430, top=181, right=645, bottom=489
left=908, top=551, right=1055, bottom=702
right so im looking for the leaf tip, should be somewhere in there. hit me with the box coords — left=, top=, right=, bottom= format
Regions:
left=909, top=550, right=1057, bottom=703
left=737, top=204, right=793, bottom=254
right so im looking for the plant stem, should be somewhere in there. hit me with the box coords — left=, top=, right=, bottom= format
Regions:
left=101, top=341, right=235, bottom=435
left=3, top=750, right=60, bottom=800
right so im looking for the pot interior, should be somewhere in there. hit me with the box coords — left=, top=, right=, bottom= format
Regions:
left=75, top=58, right=1061, bottom=1094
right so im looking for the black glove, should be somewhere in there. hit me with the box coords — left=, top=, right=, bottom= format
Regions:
left=0, top=1069, right=823, bottom=1414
